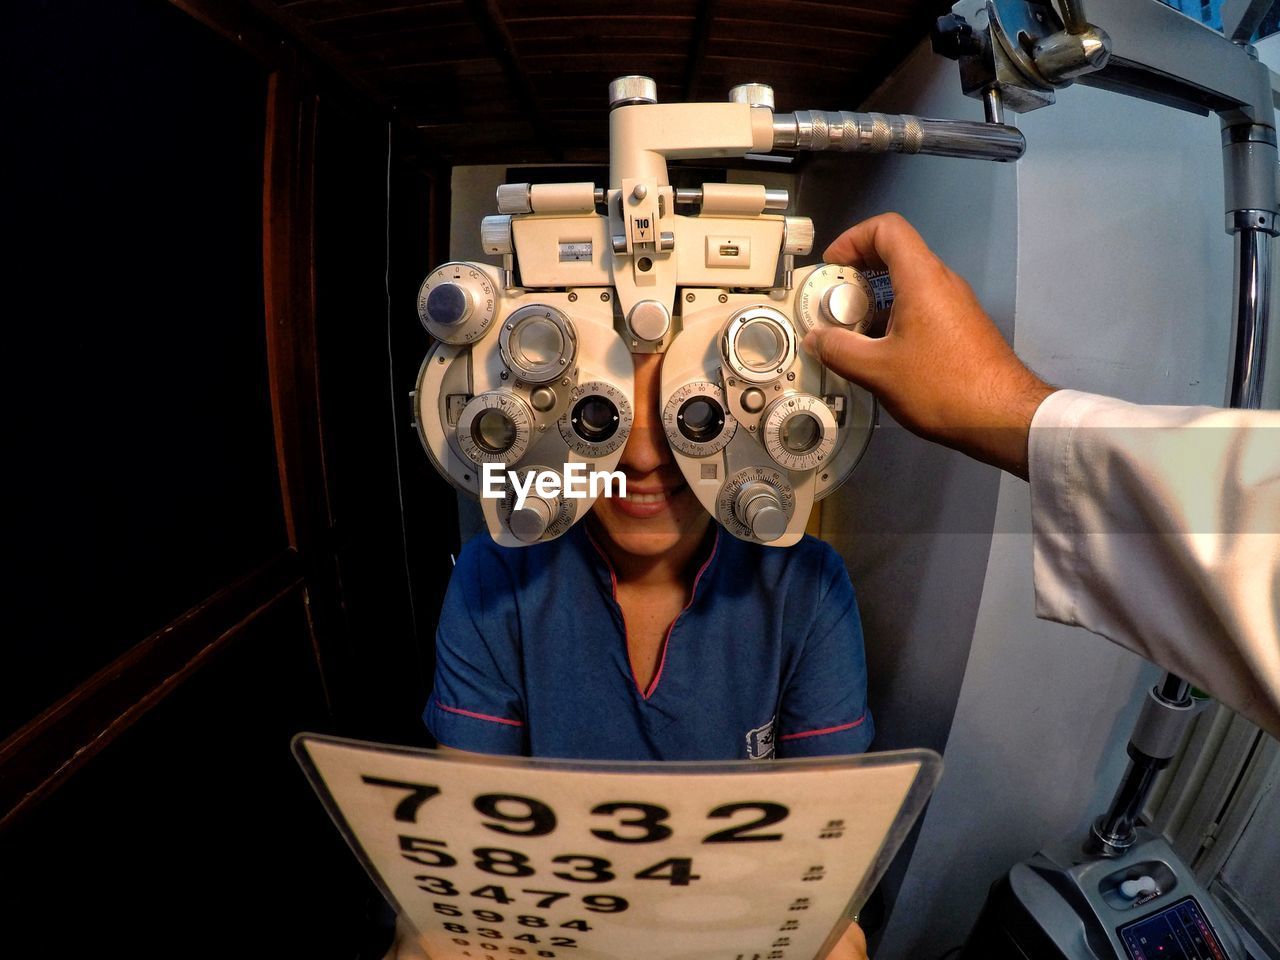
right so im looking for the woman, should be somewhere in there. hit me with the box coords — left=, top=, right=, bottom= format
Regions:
left=426, top=353, right=874, bottom=761
left=400, top=351, right=875, bottom=959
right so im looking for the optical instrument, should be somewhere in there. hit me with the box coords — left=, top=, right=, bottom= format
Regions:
left=413, top=76, right=1023, bottom=546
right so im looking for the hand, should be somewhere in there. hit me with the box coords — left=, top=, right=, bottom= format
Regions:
left=826, top=921, right=870, bottom=960
left=803, top=213, right=1054, bottom=479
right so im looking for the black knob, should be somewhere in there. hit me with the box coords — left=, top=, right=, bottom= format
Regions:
left=932, top=13, right=980, bottom=60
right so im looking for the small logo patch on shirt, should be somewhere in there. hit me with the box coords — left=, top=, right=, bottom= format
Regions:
left=746, top=715, right=777, bottom=760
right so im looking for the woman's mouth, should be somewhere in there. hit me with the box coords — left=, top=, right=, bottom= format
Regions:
left=612, top=483, right=687, bottom=519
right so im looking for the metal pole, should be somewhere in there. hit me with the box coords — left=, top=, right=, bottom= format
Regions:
left=1229, top=228, right=1272, bottom=409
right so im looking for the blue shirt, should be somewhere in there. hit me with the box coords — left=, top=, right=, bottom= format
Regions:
left=424, top=524, right=874, bottom=761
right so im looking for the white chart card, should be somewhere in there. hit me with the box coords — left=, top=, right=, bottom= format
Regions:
left=294, top=736, right=941, bottom=960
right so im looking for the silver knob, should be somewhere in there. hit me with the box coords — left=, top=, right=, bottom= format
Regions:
left=782, top=217, right=815, bottom=256
left=609, top=76, right=658, bottom=109
left=425, top=282, right=473, bottom=327
left=417, top=262, right=499, bottom=344
left=628, top=300, right=671, bottom=341
left=481, top=215, right=514, bottom=255
left=735, top=481, right=788, bottom=543
left=508, top=496, right=554, bottom=543
left=821, top=282, right=870, bottom=327
left=496, top=183, right=532, bottom=215
left=729, top=83, right=775, bottom=110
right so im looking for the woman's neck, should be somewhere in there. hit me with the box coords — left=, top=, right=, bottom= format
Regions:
left=588, top=518, right=714, bottom=589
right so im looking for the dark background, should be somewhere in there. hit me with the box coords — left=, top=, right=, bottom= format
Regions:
left=2, top=0, right=454, bottom=953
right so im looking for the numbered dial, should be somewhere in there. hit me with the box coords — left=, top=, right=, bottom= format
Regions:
left=662, top=381, right=738, bottom=458
left=502, top=466, right=575, bottom=543
left=721, top=306, right=797, bottom=385
left=558, top=381, right=633, bottom=458
left=418, top=262, right=498, bottom=344
left=796, top=263, right=876, bottom=336
left=455, top=392, right=534, bottom=467
left=717, top=467, right=796, bottom=543
left=500, top=304, right=578, bottom=384
left=761, top=393, right=838, bottom=471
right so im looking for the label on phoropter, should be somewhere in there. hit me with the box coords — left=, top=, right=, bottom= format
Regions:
left=559, top=242, right=593, bottom=262
left=295, top=735, right=940, bottom=960
left=863, top=269, right=894, bottom=313
left=1117, top=896, right=1228, bottom=960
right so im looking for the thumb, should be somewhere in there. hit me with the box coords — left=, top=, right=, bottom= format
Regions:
left=802, top=327, right=882, bottom=390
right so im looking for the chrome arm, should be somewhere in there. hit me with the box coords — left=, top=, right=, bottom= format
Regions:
left=771, top=110, right=1026, bottom=162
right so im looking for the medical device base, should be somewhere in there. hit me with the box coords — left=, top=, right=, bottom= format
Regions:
left=961, top=827, right=1248, bottom=959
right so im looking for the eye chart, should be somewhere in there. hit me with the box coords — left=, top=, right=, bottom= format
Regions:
left=295, top=736, right=941, bottom=960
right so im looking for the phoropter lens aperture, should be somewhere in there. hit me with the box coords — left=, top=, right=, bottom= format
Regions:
left=678, top=396, right=725, bottom=444
left=781, top=412, right=821, bottom=454
left=571, top=395, right=619, bottom=444
left=473, top=408, right=517, bottom=453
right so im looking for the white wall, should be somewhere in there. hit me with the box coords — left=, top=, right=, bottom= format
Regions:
left=799, top=38, right=1244, bottom=959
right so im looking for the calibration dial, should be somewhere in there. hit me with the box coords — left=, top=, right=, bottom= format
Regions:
left=454, top=391, right=534, bottom=467
left=662, top=381, right=738, bottom=458
left=717, top=466, right=796, bottom=543
left=795, top=263, right=878, bottom=336
left=502, top=465, right=576, bottom=543
left=500, top=304, right=578, bottom=384
left=417, top=261, right=498, bottom=344
left=761, top=393, right=838, bottom=471
left=558, top=380, right=634, bottom=458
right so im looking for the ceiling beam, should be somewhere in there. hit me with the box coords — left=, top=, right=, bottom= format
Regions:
left=464, top=0, right=564, bottom=161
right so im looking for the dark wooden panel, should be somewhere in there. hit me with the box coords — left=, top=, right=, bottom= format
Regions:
left=7, top=0, right=283, bottom=742
left=0, top=593, right=377, bottom=957
left=262, top=0, right=945, bottom=162
left=510, top=16, right=695, bottom=42
left=0, top=550, right=303, bottom=829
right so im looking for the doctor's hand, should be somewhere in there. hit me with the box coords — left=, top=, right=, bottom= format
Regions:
left=803, top=213, right=1054, bottom=480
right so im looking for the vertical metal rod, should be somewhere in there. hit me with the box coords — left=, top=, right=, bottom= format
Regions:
left=983, top=87, right=1005, bottom=125
left=1057, top=0, right=1090, bottom=35
left=1229, top=229, right=1271, bottom=410
left=1159, top=674, right=1191, bottom=704
left=1096, top=761, right=1162, bottom=849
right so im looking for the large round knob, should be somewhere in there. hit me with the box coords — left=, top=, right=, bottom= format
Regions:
left=628, top=300, right=671, bottom=342
left=427, top=282, right=472, bottom=326
left=417, top=262, right=498, bottom=344
left=609, top=76, right=658, bottom=109
left=821, top=282, right=870, bottom=327
left=735, top=481, right=789, bottom=543
left=508, top=496, right=554, bottom=543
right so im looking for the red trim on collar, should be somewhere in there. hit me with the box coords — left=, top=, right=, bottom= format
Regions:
left=583, top=525, right=721, bottom=701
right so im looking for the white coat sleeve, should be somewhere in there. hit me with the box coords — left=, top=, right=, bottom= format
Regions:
left=1028, top=389, right=1280, bottom=738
